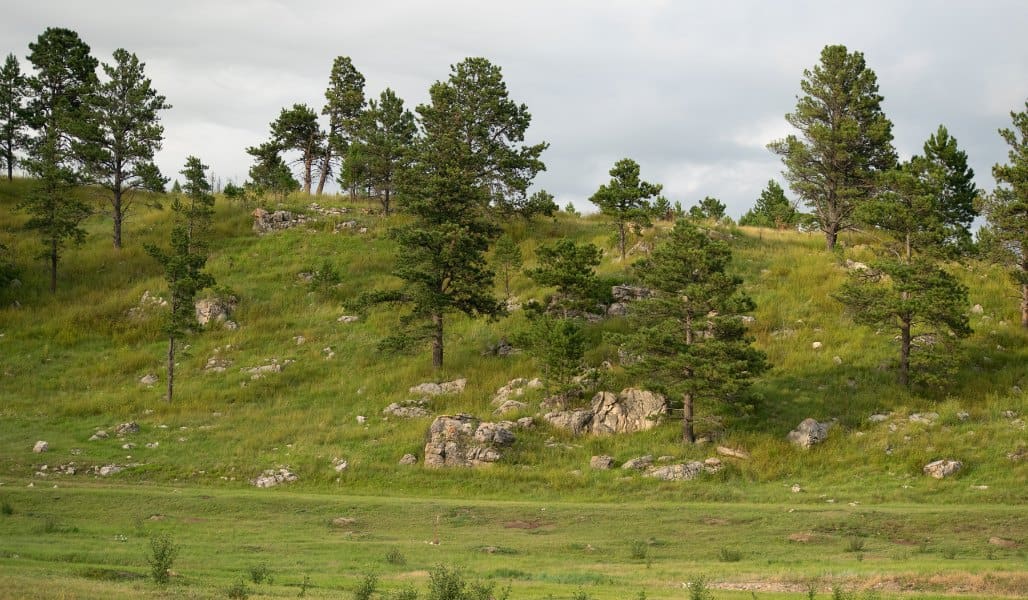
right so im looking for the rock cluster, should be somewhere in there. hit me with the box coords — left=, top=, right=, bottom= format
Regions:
left=923, top=459, right=962, bottom=479
left=544, top=389, right=667, bottom=436
left=252, top=208, right=311, bottom=234
left=423, top=414, right=521, bottom=468
left=383, top=400, right=431, bottom=419
left=787, top=418, right=830, bottom=448
left=252, top=467, right=298, bottom=488
left=195, top=297, right=237, bottom=328
left=410, top=378, right=466, bottom=397
left=607, top=285, right=652, bottom=317
left=127, top=290, right=167, bottom=319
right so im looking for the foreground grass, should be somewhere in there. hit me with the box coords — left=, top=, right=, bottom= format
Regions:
left=0, top=483, right=1025, bottom=599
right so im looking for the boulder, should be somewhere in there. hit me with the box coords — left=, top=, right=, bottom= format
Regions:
left=971, top=304, right=984, bottom=314
left=611, top=285, right=652, bottom=302
left=703, top=457, right=723, bottom=473
left=89, top=430, right=109, bottom=441
left=645, top=461, right=704, bottom=481
left=410, top=378, right=466, bottom=397
left=423, top=414, right=514, bottom=468
left=33, top=440, right=49, bottom=453
left=909, top=412, right=940, bottom=424
left=811, top=341, right=823, bottom=350
left=590, top=388, right=667, bottom=435
left=195, top=297, right=235, bottom=326
left=115, top=422, right=140, bottom=436
left=140, top=374, right=157, bottom=386
left=97, top=464, right=123, bottom=477
left=867, top=413, right=890, bottom=423
left=252, top=208, right=310, bottom=234
left=590, top=455, right=613, bottom=470
left=383, top=400, right=430, bottom=419
left=493, top=399, right=527, bottom=416
left=923, top=459, right=962, bottom=479
left=332, top=458, right=349, bottom=472
left=843, top=259, right=869, bottom=271
left=621, top=455, right=654, bottom=470
left=252, top=468, right=297, bottom=488
left=337, top=315, right=359, bottom=323
left=543, top=409, right=593, bottom=435
left=399, top=453, right=417, bottom=465
left=787, top=418, right=829, bottom=448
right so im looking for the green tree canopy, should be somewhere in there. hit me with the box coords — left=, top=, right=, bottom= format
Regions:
left=688, top=196, right=726, bottom=222
left=526, top=239, right=602, bottom=318
left=0, top=53, right=27, bottom=181
left=352, top=87, right=415, bottom=215
left=318, top=56, right=365, bottom=195
left=268, top=103, right=322, bottom=194
left=740, top=180, right=800, bottom=229
left=589, top=157, right=661, bottom=261
left=491, top=233, right=523, bottom=299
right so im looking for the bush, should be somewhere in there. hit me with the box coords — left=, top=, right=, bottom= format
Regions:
left=227, top=578, right=250, bottom=599
left=385, top=547, right=407, bottom=566
left=2, top=498, right=14, bottom=515
left=248, top=562, right=272, bottom=584
left=354, top=573, right=377, bottom=600
left=687, top=576, right=713, bottom=600
left=629, top=540, right=648, bottom=560
left=718, top=547, right=742, bottom=562
left=845, top=536, right=866, bottom=552
left=147, top=534, right=178, bottom=585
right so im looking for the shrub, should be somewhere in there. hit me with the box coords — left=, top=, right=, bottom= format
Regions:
left=227, top=578, right=250, bottom=599
left=385, top=547, right=407, bottom=566
left=354, top=573, right=378, bottom=600
left=687, top=576, right=713, bottom=600
left=629, top=540, right=648, bottom=560
left=845, top=536, right=866, bottom=552
left=718, top=547, right=742, bottom=562
left=1, top=498, right=12, bottom=515
left=248, top=562, right=272, bottom=584
left=147, top=534, right=178, bottom=585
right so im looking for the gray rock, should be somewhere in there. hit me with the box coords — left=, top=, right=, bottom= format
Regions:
left=543, top=409, right=593, bottom=435
left=703, top=457, right=723, bottom=473
left=956, top=411, right=970, bottom=421
left=252, top=467, right=297, bottom=488
left=515, top=416, right=534, bottom=429
left=811, top=341, right=823, bottom=350
left=89, top=430, right=109, bottom=441
left=589, top=388, right=667, bottom=435
left=195, top=297, right=235, bottom=326
left=424, top=414, right=513, bottom=468
left=332, top=458, right=349, bottom=472
left=787, top=418, right=829, bottom=448
left=909, top=412, right=940, bottom=424
left=611, top=285, right=652, bottom=302
left=971, top=304, right=984, bottom=314
left=399, top=453, right=417, bottom=465
left=410, top=378, right=466, bottom=397
left=843, top=259, right=868, bottom=271
left=716, top=446, right=750, bottom=460
left=493, top=399, right=527, bottom=416
left=590, top=455, right=613, bottom=469
left=98, top=464, right=123, bottom=477
left=140, top=374, right=158, bottom=386
left=383, top=400, right=430, bottom=419
left=868, top=414, right=890, bottom=423
left=923, top=459, right=962, bottom=479
left=473, top=422, right=516, bottom=446
left=621, top=455, right=654, bottom=470
left=252, top=208, right=310, bottom=234
left=645, top=461, right=704, bottom=481
left=115, top=422, right=140, bottom=436
left=337, top=315, right=359, bottom=323
left=33, top=440, right=49, bottom=453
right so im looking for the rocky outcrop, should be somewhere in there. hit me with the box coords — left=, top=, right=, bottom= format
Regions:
left=399, top=453, right=417, bottom=465
left=923, top=459, right=962, bottom=479
left=252, top=467, right=298, bottom=488
left=383, top=400, right=430, bottom=418
left=423, top=415, right=517, bottom=468
left=544, top=389, right=667, bottom=436
left=607, top=285, right=653, bottom=316
left=590, top=455, right=613, bottom=469
left=645, top=461, right=704, bottom=481
left=33, top=440, right=49, bottom=453
left=621, top=455, right=654, bottom=470
left=410, top=378, right=466, bottom=397
left=787, top=418, right=830, bottom=448
left=115, top=422, right=140, bottom=436
left=195, top=296, right=236, bottom=327
left=252, top=208, right=311, bottom=234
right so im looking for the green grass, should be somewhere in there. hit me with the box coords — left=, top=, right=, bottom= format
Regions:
left=0, top=178, right=1026, bottom=597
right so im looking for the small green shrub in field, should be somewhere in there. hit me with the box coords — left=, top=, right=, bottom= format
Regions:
left=227, top=578, right=250, bottom=599
left=845, top=536, right=866, bottom=552
left=354, top=573, right=377, bottom=600
left=385, top=547, right=407, bottom=565
left=629, top=539, right=648, bottom=560
left=146, top=534, right=178, bottom=585
left=687, top=576, right=713, bottom=600
left=298, top=573, right=312, bottom=597
left=571, top=589, right=592, bottom=600
left=718, top=547, right=742, bottom=562
left=393, top=585, right=419, bottom=600
left=248, top=562, right=272, bottom=584
left=2, top=498, right=13, bottom=515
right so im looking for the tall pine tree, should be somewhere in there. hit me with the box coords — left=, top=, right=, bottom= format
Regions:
left=353, top=88, right=415, bottom=215
left=0, top=53, right=27, bottom=181
left=317, top=56, right=365, bottom=196
left=589, top=158, right=661, bottom=261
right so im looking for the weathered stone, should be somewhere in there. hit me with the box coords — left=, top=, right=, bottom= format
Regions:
left=424, top=414, right=512, bottom=468
left=611, top=285, right=652, bottom=302
left=399, top=453, right=417, bottom=465
left=516, top=417, right=534, bottom=429
left=621, top=455, right=654, bottom=470
left=410, top=378, right=466, bottom=397
left=337, top=315, right=359, bottom=323
left=204, top=356, right=232, bottom=372
left=383, top=400, right=430, bottom=418
left=89, top=430, right=109, bottom=441
left=843, top=259, right=869, bottom=271
left=195, top=297, right=235, bottom=326
left=473, top=422, right=516, bottom=446
left=247, top=362, right=283, bottom=379
left=33, top=440, right=49, bottom=453
left=98, top=464, right=123, bottom=477
left=543, top=409, right=593, bottom=435
left=645, top=461, right=704, bottom=481
left=331, top=516, right=357, bottom=527
left=811, top=341, right=823, bottom=350
left=115, top=422, right=140, bottom=436
left=253, top=208, right=311, bottom=234
left=791, top=483, right=803, bottom=493
left=971, top=304, right=984, bottom=314
left=703, top=457, right=723, bottom=473
left=332, top=458, right=349, bottom=472
left=909, top=412, right=940, bottom=424
left=923, top=459, right=962, bottom=479
left=988, top=536, right=1020, bottom=548
left=252, top=468, right=297, bottom=488
left=867, top=413, right=890, bottom=423
left=493, top=399, right=527, bottom=416
left=787, top=418, right=829, bottom=448
left=1008, top=447, right=1027, bottom=462
left=716, top=445, right=750, bottom=460
left=590, top=389, right=667, bottom=434
left=590, top=455, right=613, bottom=469
left=956, top=411, right=970, bottom=421
left=140, top=374, right=157, bottom=386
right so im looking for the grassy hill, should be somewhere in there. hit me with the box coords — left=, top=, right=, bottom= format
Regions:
left=0, top=178, right=1025, bottom=598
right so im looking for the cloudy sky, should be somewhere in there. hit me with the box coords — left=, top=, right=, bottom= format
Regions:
left=4, top=1, right=1027, bottom=216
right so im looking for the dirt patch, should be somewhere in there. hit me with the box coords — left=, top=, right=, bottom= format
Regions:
left=702, top=517, right=731, bottom=525
left=182, top=516, right=207, bottom=523
left=503, top=519, right=546, bottom=529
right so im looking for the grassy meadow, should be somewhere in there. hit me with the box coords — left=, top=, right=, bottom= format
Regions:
left=0, top=177, right=1025, bottom=598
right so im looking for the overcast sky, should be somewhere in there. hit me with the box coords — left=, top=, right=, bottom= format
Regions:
left=4, top=1, right=1027, bottom=216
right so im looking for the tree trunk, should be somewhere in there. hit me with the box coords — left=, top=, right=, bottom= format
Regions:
left=618, top=222, right=627, bottom=261
left=824, top=226, right=838, bottom=252
left=303, top=156, right=313, bottom=195
left=431, top=312, right=444, bottom=368
left=167, top=334, right=175, bottom=403
left=113, top=191, right=123, bottom=249
left=899, top=319, right=911, bottom=387
left=315, top=152, right=331, bottom=195
left=383, top=188, right=391, bottom=216
left=5, top=147, right=11, bottom=181
left=49, top=238, right=58, bottom=294
left=682, top=393, right=695, bottom=443
left=1021, top=281, right=1028, bottom=329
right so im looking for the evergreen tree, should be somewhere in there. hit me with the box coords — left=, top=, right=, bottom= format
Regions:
left=268, top=103, right=322, bottom=194
left=590, top=158, right=661, bottom=261
left=519, top=315, right=585, bottom=394
left=526, top=239, right=601, bottom=318
left=979, top=101, right=1028, bottom=328
left=0, top=53, right=27, bottom=181
left=491, top=233, right=523, bottom=299
left=79, top=48, right=170, bottom=248
left=170, top=179, right=181, bottom=194
left=245, top=141, right=298, bottom=200
left=739, top=180, right=799, bottom=229
left=688, top=196, right=727, bottom=221
left=613, top=220, right=768, bottom=443
left=20, top=27, right=98, bottom=293
left=145, top=156, right=215, bottom=403
left=921, top=125, right=977, bottom=256
left=652, top=195, right=672, bottom=221
left=317, top=56, right=365, bottom=195
left=386, top=57, right=546, bottom=368
left=520, top=188, right=558, bottom=219
left=769, top=44, right=897, bottom=250
left=353, top=88, right=415, bottom=215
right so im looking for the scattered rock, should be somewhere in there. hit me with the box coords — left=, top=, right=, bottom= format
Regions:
left=703, top=457, right=723, bottom=473
left=515, top=417, right=534, bottom=429
left=811, top=341, right=823, bottom=350
left=252, top=208, right=311, bottom=234
left=716, top=446, right=750, bottom=460
left=482, top=338, right=518, bottom=356
left=97, top=464, right=123, bottom=477
left=493, top=399, right=527, bottom=416
left=833, top=355, right=843, bottom=365
left=332, top=458, right=349, bottom=472
left=867, top=414, right=890, bottom=423
left=542, top=409, right=593, bottom=435
left=410, top=378, right=467, bottom=397
left=204, top=356, right=232, bottom=372
left=490, top=378, right=540, bottom=405
left=331, top=516, right=357, bottom=528
left=252, top=468, right=297, bottom=488
left=788, top=532, right=814, bottom=543
left=621, top=455, right=654, bottom=470
left=146, top=442, right=159, bottom=449
left=337, top=315, right=359, bottom=324
left=956, top=411, right=970, bottom=421
left=89, top=430, right=109, bottom=441
left=545, top=388, right=667, bottom=436
left=294, top=335, right=306, bottom=345
left=247, top=361, right=284, bottom=379
left=32, top=440, right=49, bottom=453
left=423, top=414, right=515, bottom=468
left=843, top=259, right=868, bottom=271
left=1006, top=447, right=1026, bottom=462
left=140, top=374, right=158, bottom=386
left=115, top=422, right=140, bottom=436
left=787, top=418, right=830, bottom=448
left=127, top=290, right=168, bottom=318
left=195, top=297, right=236, bottom=327
left=356, top=415, right=367, bottom=425
left=645, top=461, right=704, bottom=481
left=909, top=412, right=939, bottom=424
left=399, top=453, right=417, bottom=465
left=971, top=304, right=984, bottom=314
left=383, top=400, right=430, bottom=419
left=791, top=483, right=803, bottom=493
left=923, top=459, right=963, bottom=479
left=590, top=455, right=613, bottom=470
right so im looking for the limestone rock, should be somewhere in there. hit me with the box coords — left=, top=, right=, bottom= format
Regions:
left=332, top=458, right=349, bottom=472
left=716, top=446, right=750, bottom=460
left=252, top=467, right=297, bottom=488
left=543, top=409, right=593, bottom=435
left=399, top=453, right=417, bottom=465
left=787, top=418, right=829, bottom=448
left=493, top=399, right=527, bottom=416
left=645, top=461, right=703, bottom=481
left=971, top=304, right=984, bottom=314
left=621, top=455, right=653, bottom=470
left=195, top=297, right=236, bottom=326
left=611, top=285, right=652, bottom=302
left=252, top=208, right=310, bottom=234
left=140, top=373, right=157, bottom=386
left=590, top=388, right=667, bottom=435
left=703, top=457, right=723, bottom=473
left=473, top=422, right=516, bottom=446
left=115, top=422, right=140, bottom=436
left=33, top=440, right=49, bottom=453
left=843, top=259, right=869, bottom=271
left=867, top=413, right=890, bottom=423
left=923, top=459, right=962, bottom=479
left=383, top=400, right=430, bottom=418
left=423, top=414, right=514, bottom=468
left=811, top=341, right=823, bottom=350
left=337, top=315, right=359, bottom=324
left=909, top=412, right=940, bottom=424
left=590, top=455, right=613, bottom=470
left=89, top=430, right=109, bottom=441
left=98, top=464, right=123, bottom=477
left=410, top=378, right=466, bottom=397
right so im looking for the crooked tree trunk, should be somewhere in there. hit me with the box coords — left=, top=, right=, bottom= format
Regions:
left=302, top=156, right=313, bottom=195
left=682, top=393, right=695, bottom=443
left=166, top=334, right=175, bottom=403
left=315, top=151, right=331, bottom=195
left=431, top=313, right=444, bottom=368
left=824, top=224, right=839, bottom=252
left=382, top=188, right=391, bottom=216
left=899, top=319, right=911, bottom=387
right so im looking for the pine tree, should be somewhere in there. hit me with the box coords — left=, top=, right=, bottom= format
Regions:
left=0, top=53, right=27, bottom=181
left=267, top=104, right=322, bottom=195
left=590, top=158, right=661, bottom=261
left=526, top=239, right=601, bottom=319
left=921, top=125, right=977, bottom=256
left=979, top=101, right=1028, bottom=328
left=740, top=180, right=799, bottom=229
left=769, top=44, right=896, bottom=250
left=614, top=220, right=768, bottom=443
left=79, top=48, right=170, bottom=248
left=20, top=27, right=98, bottom=293
left=491, top=233, right=523, bottom=299
left=245, top=142, right=298, bottom=200
left=145, top=157, right=215, bottom=403
left=688, top=196, right=726, bottom=222
left=353, top=88, right=415, bottom=214
left=317, top=56, right=365, bottom=195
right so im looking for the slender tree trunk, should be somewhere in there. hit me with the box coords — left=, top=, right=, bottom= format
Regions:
left=167, top=334, right=175, bottom=403
left=682, top=393, right=695, bottom=443
left=824, top=225, right=839, bottom=251
left=383, top=188, right=390, bottom=216
left=49, top=238, right=58, bottom=294
left=431, top=312, right=444, bottom=368
left=1021, top=280, right=1028, bottom=329
left=113, top=191, right=123, bottom=249
left=618, top=222, right=627, bottom=261
left=899, top=319, right=911, bottom=387
left=5, top=147, right=11, bottom=181
left=303, top=156, right=313, bottom=195
left=315, top=152, right=331, bottom=195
